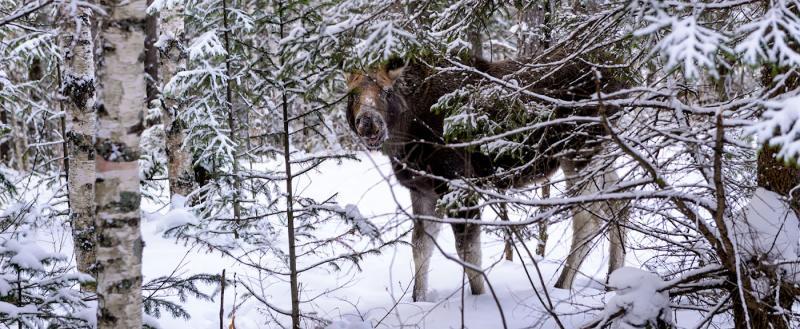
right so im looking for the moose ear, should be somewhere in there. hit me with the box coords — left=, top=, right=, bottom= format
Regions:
left=385, top=56, right=406, bottom=82
left=345, top=72, right=360, bottom=89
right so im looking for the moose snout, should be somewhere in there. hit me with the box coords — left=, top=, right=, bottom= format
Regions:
left=355, top=111, right=386, bottom=149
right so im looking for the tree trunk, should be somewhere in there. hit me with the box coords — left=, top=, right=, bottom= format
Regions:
left=94, top=1, right=146, bottom=328
left=516, top=1, right=551, bottom=58
left=60, top=5, right=97, bottom=290
left=9, top=107, right=27, bottom=172
left=145, top=0, right=159, bottom=111
left=757, top=146, right=800, bottom=213
left=222, top=0, right=243, bottom=230
left=159, top=0, right=196, bottom=202
left=0, top=105, right=9, bottom=165
left=518, top=2, right=552, bottom=257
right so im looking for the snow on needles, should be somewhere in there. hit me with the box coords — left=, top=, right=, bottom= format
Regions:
left=187, top=30, right=227, bottom=61
left=0, top=238, right=64, bottom=272
left=750, top=96, right=800, bottom=162
left=736, top=1, right=800, bottom=67
left=146, top=0, right=182, bottom=14
left=602, top=267, right=673, bottom=329
left=355, top=21, right=415, bottom=62
left=635, top=14, right=727, bottom=80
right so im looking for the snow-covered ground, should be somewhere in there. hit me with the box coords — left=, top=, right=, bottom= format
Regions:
left=139, top=152, right=634, bottom=329
left=2, top=152, right=718, bottom=328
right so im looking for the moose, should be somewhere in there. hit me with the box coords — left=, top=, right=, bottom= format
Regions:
left=344, top=52, right=628, bottom=302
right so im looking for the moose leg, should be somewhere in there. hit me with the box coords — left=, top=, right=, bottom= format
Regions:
left=410, top=189, right=441, bottom=302
left=604, top=170, right=628, bottom=281
left=555, top=160, right=601, bottom=289
left=452, top=222, right=485, bottom=295
left=554, top=205, right=601, bottom=289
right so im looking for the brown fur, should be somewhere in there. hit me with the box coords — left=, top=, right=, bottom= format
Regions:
left=347, top=54, right=619, bottom=191
left=345, top=52, right=626, bottom=299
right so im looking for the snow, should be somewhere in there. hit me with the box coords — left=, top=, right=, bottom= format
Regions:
left=0, top=302, right=37, bottom=317
left=736, top=1, right=800, bottom=67
left=732, top=187, right=800, bottom=281
left=2, top=153, right=716, bottom=328
left=750, top=96, right=800, bottom=162
left=72, top=301, right=97, bottom=328
left=144, top=313, right=163, bottom=329
left=601, top=267, right=672, bottom=329
left=325, top=316, right=373, bottom=329
left=355, top=21, right=415, bottom=61
left=0, top=238, right=63, bottom=271
left=137, top=153, right=676, bottom=329
left=146, top=0, right=182, bottom=13
left=187, top=30, right=227, bottom=61
left=636, top=14, right=727, bottom=80
left=154, top=195, right=200, bottom=232
left=343, top=204, right=378, bottom=237
left=73, top=301, right=98, bottom=328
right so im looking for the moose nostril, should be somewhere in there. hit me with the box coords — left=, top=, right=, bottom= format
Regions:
left=358, top=117, right=373, bottom=132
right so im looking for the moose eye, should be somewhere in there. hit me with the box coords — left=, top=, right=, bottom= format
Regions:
left=380, top=89, right=392, bottom=100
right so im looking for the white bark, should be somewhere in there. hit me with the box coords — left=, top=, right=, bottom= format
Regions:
left=61, top=5, right=97, bottom=286
left=95, top=1, right=146, bottom=328
left=159, top=2, right=195, bottom=202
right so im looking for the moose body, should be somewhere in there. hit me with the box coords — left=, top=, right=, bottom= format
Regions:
left=345, top=54, right=627, bottom=302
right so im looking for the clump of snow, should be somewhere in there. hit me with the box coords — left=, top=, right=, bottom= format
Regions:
left=602, top=267, right=673, bottom=329
left=155, top=195, right=200, bottom=233
left=73, top=300, right=97, bottom=328
left=0, top=302, right=37, bottom=317
left=144, top=313, right=162, bottom=329
left=0, top=238, right=64, bottom=271
left=732, top=188, right=800, bottom=280
left=344, top=204, right=377, bottom=237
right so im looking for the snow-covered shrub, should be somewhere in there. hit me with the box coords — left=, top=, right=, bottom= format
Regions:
left=0, top=236, right=93, bottom=328
left=599, top=267, right=673, bottom=329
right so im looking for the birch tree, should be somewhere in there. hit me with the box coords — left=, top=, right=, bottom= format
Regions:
left=94, top=0, right=147, bottom=327
left=60, top=4, right=97, bottom=287
left=151, top=0, right=196, bottom=203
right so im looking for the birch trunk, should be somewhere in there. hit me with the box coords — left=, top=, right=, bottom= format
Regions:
left=61, top=6, right=97, bottom=288
left=159, top=1, right=196, bottom=202
left=95, top=1, right=146, bottom=328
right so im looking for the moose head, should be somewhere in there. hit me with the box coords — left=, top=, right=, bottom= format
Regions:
left=345, top=57, right=407, bottom=150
